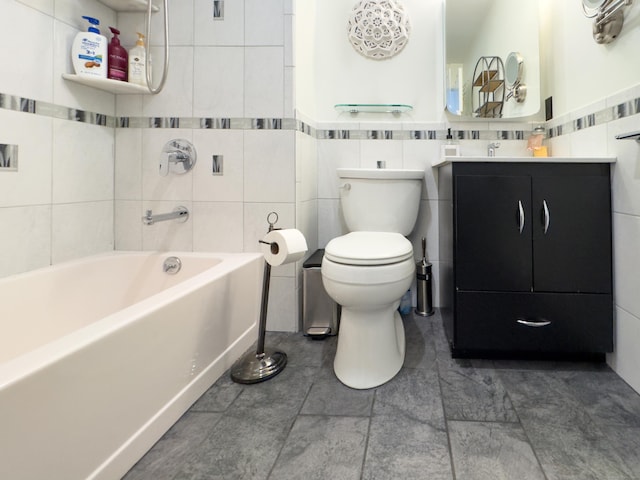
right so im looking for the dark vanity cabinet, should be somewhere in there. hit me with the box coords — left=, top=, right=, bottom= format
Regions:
left=438, top=162, right=613, bottom=357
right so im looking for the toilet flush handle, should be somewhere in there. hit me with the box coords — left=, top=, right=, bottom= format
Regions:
left=340, top=183, right=351, bottom=191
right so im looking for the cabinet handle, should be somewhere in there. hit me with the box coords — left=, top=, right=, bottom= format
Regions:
left=542, top=200, right=550, bottom=234
left=518, top=200, right=525, bottom=234
left=517, top=318, right=552, bottom=327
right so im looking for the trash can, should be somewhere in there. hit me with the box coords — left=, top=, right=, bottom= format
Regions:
left=302, top=249, right=340, bottom=338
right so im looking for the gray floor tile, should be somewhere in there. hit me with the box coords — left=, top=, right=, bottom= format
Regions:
left=300, top=376, right=374, bottom=416
left=173, top=408, right=296, bottom=480
left=189, top=373, right=243, bottom=412
left=123, top=412, right=222, bottom=480
left=363, top=413, right=452, bottom=480
left=403, top=314, right=438, bottom=369
left=448, top=421, right=546, bottom=480
left=373, top=367, right=445, bottom=428
left=559, top=370, right=640, bottom=427
left=499, top=370, right=590, bottom=426
left=268, top=415, right=368, bottom=480
left=598, top=425, right=640, bottom=477
left=523, top=419, right=634, bottom=480
left=439, top=366, right=519, bottom=422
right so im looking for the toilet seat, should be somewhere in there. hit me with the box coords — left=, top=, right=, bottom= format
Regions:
left=324, top=232, right=413, bottom=266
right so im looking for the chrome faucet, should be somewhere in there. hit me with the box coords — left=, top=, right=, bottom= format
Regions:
left=143, top=206, right=189, bottom=225
left=488, top=142, right=501, bottom=157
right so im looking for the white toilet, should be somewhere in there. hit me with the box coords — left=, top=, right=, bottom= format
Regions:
left=321, top=167, right=424, bottom=389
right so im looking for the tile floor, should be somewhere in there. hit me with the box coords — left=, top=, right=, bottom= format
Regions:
left=123, top=310, right=640, bottom=480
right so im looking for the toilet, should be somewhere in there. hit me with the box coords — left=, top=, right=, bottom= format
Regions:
left=321, top=167, right=424, bottom=389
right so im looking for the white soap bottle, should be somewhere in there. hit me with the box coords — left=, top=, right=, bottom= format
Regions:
left=71, top=16, right=107, bottom=78
left=128, top=33, right=148, bottom=87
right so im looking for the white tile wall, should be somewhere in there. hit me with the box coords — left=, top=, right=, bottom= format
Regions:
left=244, top=47, right=285, bottom=118
left=194, top=0, right=245, bottom=46
left=0, top=205, right=52, bottom=276
left=192, top=129, right=244, bottom=202
left=193, top=47, right=244, bottom=118
left=52, top=120, right=114, bottom=204
left=1, top=1, right=54, bottom=101
left=51, top=200, right=114, bottom=263
left=243, top=130, right=295, bottom=203
left=245, top=0, right=284, bottom=46
left=0, top=111, right=53, bottom=207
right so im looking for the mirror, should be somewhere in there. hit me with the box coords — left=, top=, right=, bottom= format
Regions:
left=445, top=0, right=541, bottom=118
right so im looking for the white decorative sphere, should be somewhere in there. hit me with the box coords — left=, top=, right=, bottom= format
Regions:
left=347, top=0, right=411, bottom=60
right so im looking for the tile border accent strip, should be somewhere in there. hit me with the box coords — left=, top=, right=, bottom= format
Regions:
left=2, top=90, right=640, bottom=140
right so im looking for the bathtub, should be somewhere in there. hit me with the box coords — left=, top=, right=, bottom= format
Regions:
left=0, top=251, right=263, bottom=480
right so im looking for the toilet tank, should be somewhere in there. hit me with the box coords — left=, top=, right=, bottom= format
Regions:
left=337, top=168, right=424, bottom=235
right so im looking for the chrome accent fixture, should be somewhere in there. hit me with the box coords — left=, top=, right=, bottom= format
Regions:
left=505, top=52, right=527, bottom=103
left=145, top=0, right=169, bottom=93
left=517, top=318, right=552, bottom=327
left=582, top=0, right=633, bottom=44
left=518, top=200, right=525, bottom=234
left=143, top=206, right=189, bottom=225
left=163, top=256, right=182, bottom=274
left=488, top=142, right=500, bottom=156
left=615, top=130, right=640, bottom=142
left=160, top=139, right=197, bottom=176
left=542, top=200, right=550, bottom=234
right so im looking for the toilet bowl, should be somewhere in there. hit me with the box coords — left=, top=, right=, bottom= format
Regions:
left=322, top=232, right=415, bottom=389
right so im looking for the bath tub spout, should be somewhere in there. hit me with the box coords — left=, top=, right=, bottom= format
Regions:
left=143, top=206, right=189, bottom=225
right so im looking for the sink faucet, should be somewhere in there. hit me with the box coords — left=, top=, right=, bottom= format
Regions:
left=488, top=142, right=501, bottom=157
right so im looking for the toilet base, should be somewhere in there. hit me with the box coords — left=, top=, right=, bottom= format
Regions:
left=333, top=306, right=405, bottom=389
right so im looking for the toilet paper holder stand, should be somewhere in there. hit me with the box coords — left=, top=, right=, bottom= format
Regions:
left=231, top=212, right=288, bottom=384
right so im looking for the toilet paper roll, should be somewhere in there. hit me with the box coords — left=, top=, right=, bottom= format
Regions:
left=260, top=229, right=308, bottom=266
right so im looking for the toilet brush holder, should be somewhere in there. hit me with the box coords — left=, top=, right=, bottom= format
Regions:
left=231, top=214, right=287, bottom=384
left=415, top=236, right=434, bottom=317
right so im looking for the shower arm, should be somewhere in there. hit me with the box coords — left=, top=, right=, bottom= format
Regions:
left=145, top=0, right=169, bottom=94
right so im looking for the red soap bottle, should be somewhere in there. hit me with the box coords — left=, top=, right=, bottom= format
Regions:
left=108, top=27, right=128, bottom=81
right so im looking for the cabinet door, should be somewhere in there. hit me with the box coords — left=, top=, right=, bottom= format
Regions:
left=455, top=175, right=532, bottom=291
left=532, top=175, right=612, bottom=293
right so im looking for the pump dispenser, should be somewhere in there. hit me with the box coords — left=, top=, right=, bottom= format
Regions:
left=71, top=16, right=107, bottom=78
left=107, top=27, right=128, bottom=81
left=128, top=33, right=148, bottom=87
left=441, top=127, right=460, bottom=157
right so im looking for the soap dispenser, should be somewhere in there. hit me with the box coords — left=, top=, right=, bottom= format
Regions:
left=107, top=27, right=128, bottom=81
left=441, top=128, right=460, bottom=157
left=128, top=33, right=148, bottom=87
left=71, top=16, right=107, bottom=78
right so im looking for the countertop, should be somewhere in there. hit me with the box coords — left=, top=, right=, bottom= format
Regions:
left=432, top=156, right=617, bottom=168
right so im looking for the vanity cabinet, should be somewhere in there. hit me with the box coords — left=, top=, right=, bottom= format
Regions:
left=439, top=161, right=613, bottom=357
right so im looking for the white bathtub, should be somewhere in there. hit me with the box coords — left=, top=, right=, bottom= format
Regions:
left=0, top=251, right=263, bottom=480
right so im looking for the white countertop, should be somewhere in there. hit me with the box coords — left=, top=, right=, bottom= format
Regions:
left=432, top=156, right=617, bottom=168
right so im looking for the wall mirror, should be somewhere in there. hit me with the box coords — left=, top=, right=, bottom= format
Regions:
left=444, top=0, right=541, bottom=118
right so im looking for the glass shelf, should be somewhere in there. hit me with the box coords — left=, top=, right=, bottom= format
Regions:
left=96, top=0, right=159, bottom=12
left=62, top=74, right=150, bottom=94
left=334, top=103, right=413, bottom=114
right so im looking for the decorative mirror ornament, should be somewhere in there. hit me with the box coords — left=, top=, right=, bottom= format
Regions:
left=347, top=0, right=411, bottom=60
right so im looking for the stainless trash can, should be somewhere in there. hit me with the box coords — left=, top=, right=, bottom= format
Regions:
left=303, top=249, right=340, bottom=338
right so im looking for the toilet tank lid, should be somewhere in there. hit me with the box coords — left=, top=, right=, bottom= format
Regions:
left=337, top=168, right=424, bottom=180
left=324, top=232, right=413, bottom=266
